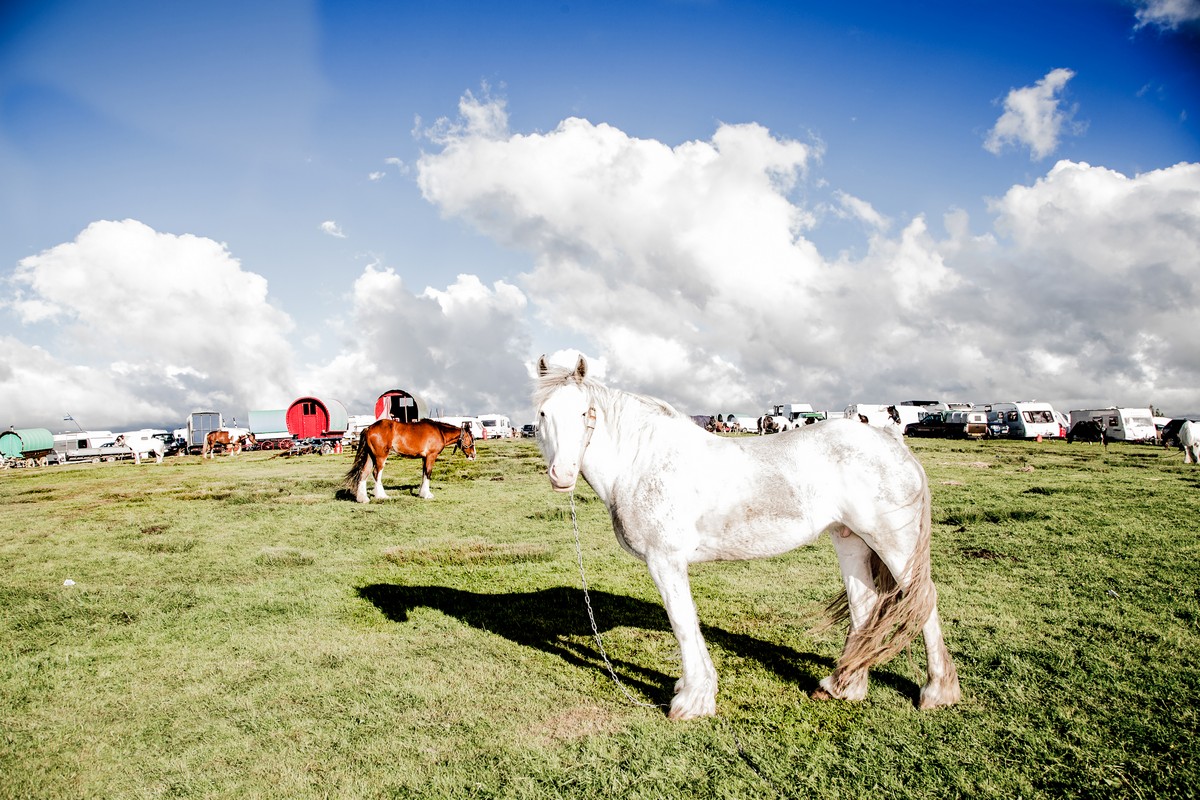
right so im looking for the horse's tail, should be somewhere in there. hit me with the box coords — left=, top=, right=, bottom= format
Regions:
left=342, top=430, right=372, bottom=489
left=816, top=473, right=937, bottom=683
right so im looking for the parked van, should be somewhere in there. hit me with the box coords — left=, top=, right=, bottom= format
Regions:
left=1068, top=408, right=1157, bottom=443
left=985, top=401, right=1061, bottom=439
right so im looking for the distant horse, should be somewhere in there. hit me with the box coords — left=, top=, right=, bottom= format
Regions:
left=343, top=419, right=476, bottom=503
left=1181, top=420, right=1200, bottom=465
left=203, top=430, right=256, bottom=459
left=534, top=355, right=960, bottom=720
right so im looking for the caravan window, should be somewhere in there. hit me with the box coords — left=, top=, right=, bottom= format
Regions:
left=1023, top=410, right=1054, bottom=423
left=1006, top=411, right=1018, bottom=422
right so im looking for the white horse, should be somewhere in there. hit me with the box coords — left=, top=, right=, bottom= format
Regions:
left=534, top=355, right=960, bottom=720
left=1181, top=420, right=1200, bottom=465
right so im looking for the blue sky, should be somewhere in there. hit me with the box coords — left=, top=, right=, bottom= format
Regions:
left=1, top=0, right=1198, bottom=431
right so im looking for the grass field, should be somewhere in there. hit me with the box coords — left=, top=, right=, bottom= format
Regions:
left=2, top=436, right=1198, bottom=799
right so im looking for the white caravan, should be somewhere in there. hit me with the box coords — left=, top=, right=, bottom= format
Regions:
left=477, top=413, right=514, bottom=439
left=1068, top=408, right=1157, bottom=443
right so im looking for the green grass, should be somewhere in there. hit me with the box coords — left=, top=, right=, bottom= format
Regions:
left=1, top=437, right=1197, bottom=798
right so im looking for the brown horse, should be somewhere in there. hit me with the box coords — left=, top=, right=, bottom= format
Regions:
left=203, top=430, right=257, bottom=459
left=343, top=419, right=476, bottom=503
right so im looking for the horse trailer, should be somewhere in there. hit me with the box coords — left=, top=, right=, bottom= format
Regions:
left=187, top=412, right=223, bottom=454
left=1068, top=407, right=1157, bottom=443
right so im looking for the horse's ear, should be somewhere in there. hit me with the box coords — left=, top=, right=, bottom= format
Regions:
left=574, top=354, right=587, bottom=381
left=537, top=355, right=550, bottom=377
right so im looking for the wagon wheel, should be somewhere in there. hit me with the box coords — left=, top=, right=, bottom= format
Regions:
left=91, top=456, right=101, bottom=464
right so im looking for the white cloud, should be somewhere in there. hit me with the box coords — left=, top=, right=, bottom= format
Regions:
left=417, top=92, right=1200, bottom=416
left=5, top=99, right=1198, bottom=433
left=833, top=190, right=890, bottom=231
left=302, top=266, right=533, bottom=417
left=984, top=68, right=1084, bottom=160
left=1133, top=0, right=1200, bottom=29
left=2, top=220, right=298, bottom=428
left=320, top=220, right=346, bottom=238
left=368, top=171, right=386, bottom=181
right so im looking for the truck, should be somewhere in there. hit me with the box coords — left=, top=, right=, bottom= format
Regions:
left=1068, top=407, right=1157, bottom=443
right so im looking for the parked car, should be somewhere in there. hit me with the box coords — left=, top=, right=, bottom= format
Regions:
left=904, top=410, right=987, bottom=439
left=521, top=424, right=537, bottom=438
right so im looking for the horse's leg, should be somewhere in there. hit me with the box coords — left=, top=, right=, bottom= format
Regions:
left=372, top=452, right=389, bottom=500
left=815, top=527, right=879, bottom=702
left=916, top=605, right=960, bottom=709
left=418, top=454, right=436, bottom=499
left=645, top=554, right=717, bottom=720
left=865, top=530, right=961, bottom=710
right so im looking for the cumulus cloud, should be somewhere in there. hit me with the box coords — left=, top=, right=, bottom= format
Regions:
left=320, top=220, right=346, bottom=238
left=1133, top=0, right=1200, bottom=29
left=984, top=68, right=1084, bottom=160
left=302, top=265, right=532, bottom=416
left=2, top=219, right=297, bottom=429
left=417, top=92, right=1200, bottom=416
left=5, top=96, right=1198, bottom=433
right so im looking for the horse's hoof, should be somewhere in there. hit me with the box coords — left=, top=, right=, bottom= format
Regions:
left=811, top=688, right=833, bottom=701
left=918, top=680, right=961, bottom=710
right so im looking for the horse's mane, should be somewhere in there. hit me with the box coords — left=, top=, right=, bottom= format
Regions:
left=532, top=365, right=688, bottom=426
left=420, top=418, right=469, bottom=435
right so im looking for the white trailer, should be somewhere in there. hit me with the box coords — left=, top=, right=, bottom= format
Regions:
left=478, top=413, right=514, bottom=439
left=1068, top=408, right=1157, bottom=443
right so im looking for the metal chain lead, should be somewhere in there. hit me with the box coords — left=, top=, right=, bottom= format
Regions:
left=569, top=493, right=792, bottom=797
left=570, top=492, right=665, bottom=709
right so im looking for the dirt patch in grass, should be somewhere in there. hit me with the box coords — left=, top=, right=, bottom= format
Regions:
left=529, top=704, right=625, bottom=744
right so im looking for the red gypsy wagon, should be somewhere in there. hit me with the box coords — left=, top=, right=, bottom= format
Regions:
left=285, top=397, right=349, bottom=453
left=374, top=389, right=429, bottom=423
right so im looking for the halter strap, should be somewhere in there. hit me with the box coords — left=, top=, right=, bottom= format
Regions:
left=576, top=406, right=598, bottom=468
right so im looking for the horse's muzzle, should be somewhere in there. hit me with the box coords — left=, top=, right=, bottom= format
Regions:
left=547, top=464, right=577, bottom=492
